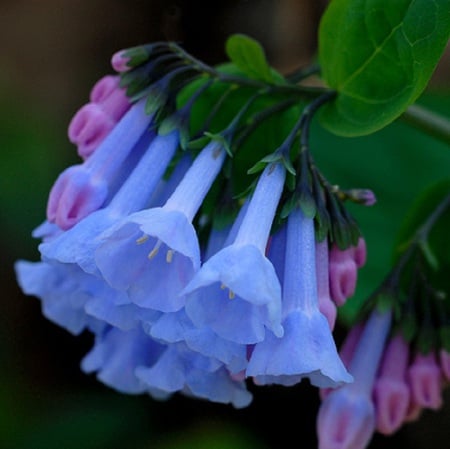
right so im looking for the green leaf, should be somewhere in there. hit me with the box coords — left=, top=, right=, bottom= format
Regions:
left=318, top=0, right=450, bottom=136
left=225, top=34, right=275, bottom=83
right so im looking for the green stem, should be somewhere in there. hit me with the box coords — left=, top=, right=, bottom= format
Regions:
left=400, top=104, right=450, bottom=146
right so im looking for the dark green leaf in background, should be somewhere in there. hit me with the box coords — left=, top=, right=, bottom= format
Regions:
left=318, top=0, right=450, bottom=136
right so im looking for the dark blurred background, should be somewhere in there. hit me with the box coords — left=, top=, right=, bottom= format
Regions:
left=1, top=1, right=449, bottom=448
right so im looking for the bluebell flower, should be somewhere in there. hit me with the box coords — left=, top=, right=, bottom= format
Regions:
left=135, top=342, right=252, bottom=408
left=94, top=141, right=226, bottom=313
left=15, top=259, right=159, bottom=333
left=39, top=129, right=180, bottom=274
left=47, top=100, right=151, bottom=230
left=317, top=309, right=392, bottom=449
left=82, top=326, right=168, bottom=396
left=15, top=260, right=104, bottom=335
left=149, top=309, right=248, bottom=374
left=246, top=208, right=352, bottom=388
left=183, top=163, right=286, bottom=344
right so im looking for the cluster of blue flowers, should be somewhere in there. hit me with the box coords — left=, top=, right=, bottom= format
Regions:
left=16, top=42, right=370, bottom=410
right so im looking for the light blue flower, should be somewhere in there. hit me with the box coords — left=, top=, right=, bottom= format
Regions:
left=183, top=163, right=286, bottom=344
left=316, top=309, right=392, bottom=449
left=135, top=342, right=252, bottom=408
left=94, top=141, right=226, bottom=313
left=149, top=309, right=248, bottom=374
left=39, top=129, right=180, bottom=274
left=15, top=260, right=103, bottom=335
left=15, top=259, right=157, bottom=333
left=246, top=208, right=353, bottom=388
left=47, top=100, right=152, bottom=229
left=82, top=326, right=168, bottom=396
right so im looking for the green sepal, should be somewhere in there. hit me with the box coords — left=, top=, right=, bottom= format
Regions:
left=314, top=207, right=331, bottom=243
left=187, top=135, right=211, bottom=150
left=203, top=132, right=232, bottom=157
left=123, top=43, right=168, bottom=68
left=145, top=88, right=168, bottom=115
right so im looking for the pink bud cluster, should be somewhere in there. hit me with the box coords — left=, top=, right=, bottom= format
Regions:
left=316, top=237, right=367, bottom=331
left=320, top=325, right=449, bottom=449
left=68, top=75, right=131, bottom=159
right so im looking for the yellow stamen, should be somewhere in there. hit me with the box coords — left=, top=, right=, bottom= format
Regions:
left=136, top=234, right=149, bottom=245
left=166, top=249, right=174, bottom=263
left=148, top=240, right=162, bottom=260
left=220, top=283, right=227, bottom=290
left=228, top=289, right=235, bottom=300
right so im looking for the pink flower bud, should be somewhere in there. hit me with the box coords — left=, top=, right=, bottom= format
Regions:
left=68, top=103, right=116, bottom=159
left=407, top=352, right=443, bottom=410
left=46, top=166, right=108, bottom=229
left=111, top=50, right=131, bottom=72
left=317, top=388, right=375, bottom=449
left=90, top=75, right=131, bottom=121
left=353, top=237, right=367, bottom=268
left=329, top=246, right=357, bottom=306
left=373, top=334, right=411, bottom=435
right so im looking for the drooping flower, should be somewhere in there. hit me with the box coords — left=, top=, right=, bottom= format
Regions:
left=81, top=326, right=167, bottom=396
left=46, top=99, right=153, bottom=230
left=246, top=208, right=352, bottom=388
left=94, top=141, right=226, bottom=313
left=135, top=341, right=252, bottom=408
left=317, top=309, right=392, bottom=449
left=183, top=163, right=286, bottom=344
left=40, top=128, right=179, bottom=274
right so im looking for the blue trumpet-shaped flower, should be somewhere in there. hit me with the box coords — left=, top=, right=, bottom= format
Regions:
left=82, top=326, right=167, bottom=396
left=15, top=260, right=102, bottom=335
left=94, top=141, right=226, bottom=313
left=39, top=129, right=180, bottom=274
left=246, top=208, right=353, bottom=388
left=135, top=341, right=252, bottom=408
left=183, top=163, right=286, bottom=344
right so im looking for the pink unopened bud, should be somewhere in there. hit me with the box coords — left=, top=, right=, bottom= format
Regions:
left=315, top=240, right=337, bottom=331
left=68, top=103, right=116, bottom=159
left=111, top=50, right=131, bottom=72
left=90, top=75, right=131, bottom=121
left=329, top=246, right=358, bottom=306
left=317, top=388, right=376, bottom=449
left=373, top=334, right=410, bottom=435
left=408, top=352, right=443, bottom=410
left=353, top=237, right=367, bottom=268
left=46, top=166, right=108, bottom=230
left=439, top=349, right=450, bottom=381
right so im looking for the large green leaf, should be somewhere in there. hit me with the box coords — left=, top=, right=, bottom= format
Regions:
left=318, top=0, right=450, bottom=136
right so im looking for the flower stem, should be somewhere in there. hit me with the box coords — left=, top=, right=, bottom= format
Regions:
left=400, top=104, right=450, bottom=146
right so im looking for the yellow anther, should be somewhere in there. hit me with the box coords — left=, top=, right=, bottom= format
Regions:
left=228, top=289, right=236, bottom=300
left=136, top=234, right=149, bottom=245
left=220, top=283, right=227, bottom=290
left=166, top=249, right=174, bottom=263
left=148, top=240, right=162, bottom=260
